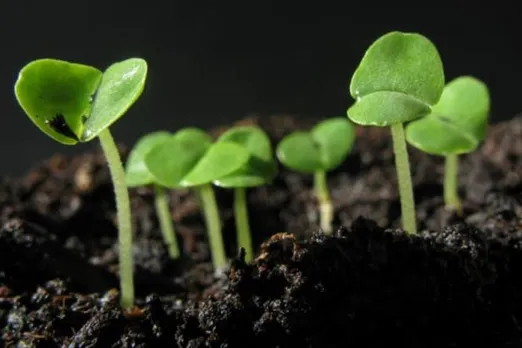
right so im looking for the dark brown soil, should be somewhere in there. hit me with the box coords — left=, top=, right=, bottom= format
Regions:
left=1, top=114, right=522, bottom=347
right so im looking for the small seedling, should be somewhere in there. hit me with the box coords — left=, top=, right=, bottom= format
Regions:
left=405, top=76, right=490, bottom=213
left=276, top=117, right=355, bottom=234
left=144, top=128, right=250, bottom=272
left=14, top=58, right=148, bottom=309
left=212, top=126, right=277, bottom=263
left=347, top=31, right=445, bottom=235
left=125, top=131, right=181, bottom=259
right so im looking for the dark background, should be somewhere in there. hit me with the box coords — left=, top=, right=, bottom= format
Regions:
left=1, top=2, right=520, bottom=176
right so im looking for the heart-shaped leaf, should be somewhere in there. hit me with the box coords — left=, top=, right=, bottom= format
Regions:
left=405, top=76, right=490, bottom=155
left=14, top=59, right=103, bottom=145
left=180, top=142, right=250, bottom=187
left=144, top=128, right=213, bottom=188
left=277, top=118, right=355, bottom=173
left=82, top=58, right=148, bottom=141
left=348, top=31, right=445, bottom=126
left=311, top=117, right=356, bottom=170
left=277, top=131, right=323, bottom=173
left=125, top=131, right=172, bottom=187
left=213, top=126, right=277, bottom=188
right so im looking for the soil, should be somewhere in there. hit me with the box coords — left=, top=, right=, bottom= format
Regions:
left=1, top=114, right=521, bottom=347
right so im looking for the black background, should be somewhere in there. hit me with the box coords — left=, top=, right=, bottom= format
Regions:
left=1, top=2, right=520, bottom=176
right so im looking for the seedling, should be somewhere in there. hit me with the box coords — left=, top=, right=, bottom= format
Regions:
left=125, top=131, right=181, bottom=259
left=14, top=58, right=148, bottom=309
left=212, top=126, right=277, bottom=263
left=347, top=31, right=445, bottom=235
left=405, top=76, right=490, bottom=213
left=144, top=128, right=250, bottom=272
left=276, top=117, right=355, bottom=234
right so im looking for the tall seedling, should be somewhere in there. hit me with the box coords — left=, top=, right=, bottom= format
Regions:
left=347, top=31, right=445, bottom=235
left=14, top=58, right=148, bottom=309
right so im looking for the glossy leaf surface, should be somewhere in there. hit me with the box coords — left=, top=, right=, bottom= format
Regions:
left=14, top=59, right=102, bottom=145
left=348, top=31, right=445, bottom=126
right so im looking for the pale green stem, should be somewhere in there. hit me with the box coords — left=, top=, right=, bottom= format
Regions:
left=390, top=123, right=417, bottom=235
left=98, top=129, right=134, bottom=309
left=234, top=187, right=253, bottom=263
left=153, top=184, right=180, bottom=259
left=314, top=170, right=333, bottom=234
left=444, top=154, right=462, bottom=213
left=198, top=184, right=227, bottom=271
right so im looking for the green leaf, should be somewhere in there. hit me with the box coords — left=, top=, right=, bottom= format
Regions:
left=405, top=76, right=490, bottom=155
left=82, top=58, right=148, bottom=141
left=347, top=91, right=431, bottom=127
left=14, top=59, right=103, bottom=145
left=430, top=76, right=490, bottom=142
left=348, top=31, right=445, bottom=126
left=180, top=142, right=251, bottom=187
left=311, top=117, right=356, bottom=170
left=277, top=131, right=323, bottom=173
left=276, top=118, right=355, bottom=173
left=144, top=129, right=212, bottom=188
left=125, top=131, right=171, bottom=187
left=172, top=127, right=213, bottom=150
left=405, top=115, right=477, bottom=155
left=213, top=126, right=277, bottom=188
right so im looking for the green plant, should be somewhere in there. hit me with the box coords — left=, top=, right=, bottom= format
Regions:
left=347, top=31, right=445, bottom=235
left=405, top=76, right=490, bottom=213
left=212, top=126, right=277, bottom=263
left=144, top=128, right=250, bottom=272
left=14, top=58, right=148, bottom=309
left=125, top=131, right=181, bottom=259
left=276, top=118, right=355, bottom=234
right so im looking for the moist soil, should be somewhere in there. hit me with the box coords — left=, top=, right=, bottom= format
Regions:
left=1, top=114, right=522, bottom=347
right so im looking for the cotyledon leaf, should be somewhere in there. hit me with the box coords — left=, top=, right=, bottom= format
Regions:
left=14, top=59, right=103, bottom=145
left=82, top=58, right=148, bottom=141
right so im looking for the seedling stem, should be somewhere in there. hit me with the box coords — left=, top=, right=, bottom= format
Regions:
left=444, top=154, right=461, bottom=212
left=98, top=128, right=134, bottom=308
left=198, top=184, right=227, bottom=271
left=234, top=188, right=254, bottom=262
left=390, top=123, right=417, bottom=235
left=153, top=184, right=180, bottom=258
left=314, top=171, right=333, bottom=234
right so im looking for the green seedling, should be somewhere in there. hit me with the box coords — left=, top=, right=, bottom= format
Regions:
left=405, top=76, right=490, bottom=213
left=14, top=58, right=148, bottom=309
left=212, top=126, right=277, bottom=263
left=144, top=128, right=250, bottom=272
left=125, top=131, right=181, bottom=259
left=276, top=118, right=355, bottom=234
left=347, top=31, right=445, bottom=235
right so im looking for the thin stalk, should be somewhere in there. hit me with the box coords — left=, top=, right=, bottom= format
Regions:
left=314, top=170, right=333, bottom=234
left=390, top=123, right=417, bottom=235
left=444, top=154, right=462, bottom=213
left=198, top=183, right=227, bottom=271
left=98, top=129, right=134, bottom=309
left=153, top=184, right=180, bottom=259
left=234, top=187, right=253, bottom=263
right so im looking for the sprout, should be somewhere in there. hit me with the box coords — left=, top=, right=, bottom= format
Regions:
left=405, top=76, right=490, bottom=213
left=347, top=31, right=445, bottom=235
left=14, top=58, right=148, bottom=309
left=144, top=128, right=250, bottom=272
left=276, top=118, right=355, bottom=234
left=212, top=126, right=277, bottom=263
left=125, top=131, right=181, bottom=259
